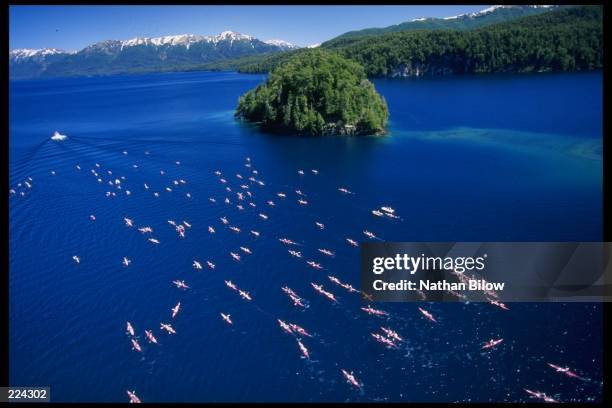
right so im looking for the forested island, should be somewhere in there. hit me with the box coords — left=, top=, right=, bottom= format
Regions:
left=235, top=50, right=388, bottom=136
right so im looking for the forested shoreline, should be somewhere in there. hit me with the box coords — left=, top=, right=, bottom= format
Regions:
left=228, top=6, right=602, bottom=78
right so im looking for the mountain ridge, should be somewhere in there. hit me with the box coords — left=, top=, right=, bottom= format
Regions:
left=9, top=31, right=298, bottom=79
left=326, top=5, right=558, bottom=43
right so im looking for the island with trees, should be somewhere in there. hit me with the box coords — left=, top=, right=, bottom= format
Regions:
left=235, top=50, right=388, bottom=136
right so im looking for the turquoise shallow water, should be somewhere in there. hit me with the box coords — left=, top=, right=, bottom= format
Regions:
left=9, top=71, right=603, bottom=402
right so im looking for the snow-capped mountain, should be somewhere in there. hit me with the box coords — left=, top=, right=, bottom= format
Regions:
left=263, top=39, right=298, bottom=50
left=9, top=48, right=73, bottom=60
left=119, top=34, right=204, bottom=49
left=9, top=31, right=298, bottom=79
left=9, top=48, right=76, bottom=79
left=114, top=31, right=262, bottom=49
left=330, top=5, right=559, bottom=42
left=444, top=4, right=555, bottom=20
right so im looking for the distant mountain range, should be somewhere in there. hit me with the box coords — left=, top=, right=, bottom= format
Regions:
left=9, top=5, right=585, bottom=80
left=9, top=31, right=298, bottom=79
left=326, top=5, right=558, bottom=43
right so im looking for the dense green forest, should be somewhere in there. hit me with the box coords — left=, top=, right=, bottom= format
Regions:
left=235, top=50, right=388, bottom=136
left=223, top=5, right=602, bottom=77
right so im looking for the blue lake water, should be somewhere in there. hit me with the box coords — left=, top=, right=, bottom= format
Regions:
left=9, top=71, right=603, bottom=402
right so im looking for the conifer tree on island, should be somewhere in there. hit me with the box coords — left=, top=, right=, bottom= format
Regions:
left=235, top=50, right=388, bottom=136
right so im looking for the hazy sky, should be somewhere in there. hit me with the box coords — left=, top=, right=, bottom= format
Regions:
left=9, top=5, right=488, bottom=50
